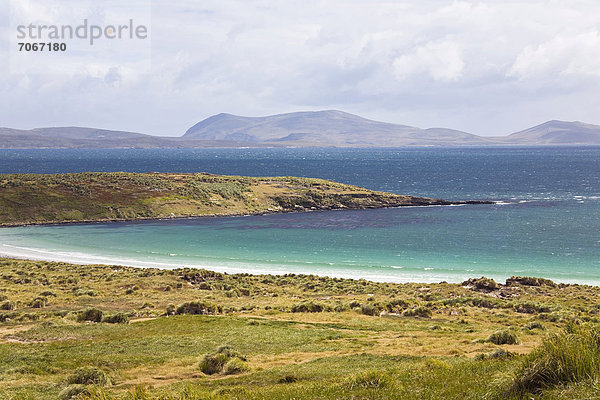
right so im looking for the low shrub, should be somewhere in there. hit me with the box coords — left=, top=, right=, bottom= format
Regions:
left=360, top=304, right=380, bottom=316
left=175, top=301, right=222, bottom=315
left=486, top=329, right=519, bottom=345
left=67, top=366, right=111, bottom=386
left=291, top=301, right=327, bottom=313
left=334, top=304, right=349, bottom=312
left=506, top=276, right=556, bottom=287
left=348, top=300, right=361, bottom=309
left=470, top=297, right=500, bottom=309
left=0, top=311, right=19, bottom=322
left=386, top=298, right=411, bottom=311
left=77, top=308, right=103, bottom=323
left=0, top=300, right=15, bottom=311
left=403, top=306, right=432, bottom=318
left=102, top=312, right=129, bottom=324
left=462, top=276, right=498, bottom=292
left=514, top=302, right=551, bottom=314
left=30, top=297, right=48, bottom=308
left=166, top=304, right=176, bottom=315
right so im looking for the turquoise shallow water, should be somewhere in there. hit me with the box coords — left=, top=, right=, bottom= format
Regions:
left=0, top=147, right=599, bottom=283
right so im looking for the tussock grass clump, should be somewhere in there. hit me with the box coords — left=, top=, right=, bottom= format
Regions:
left=347, top=370, right=392, bottom=389
left=462, top=276, right=498, bottom=292
left=0, top=300, right=15, bottom=310
left=74, top=288, right=97, bottom=297
left=278, top=374, right=298, bottom=383
left=334, top=303, right=349, bottom=312
left=166, top=304, right=176, bottom=315
left=475, top=348, right=514, bottom=361
left=199, top=346, right=248, bottom=375
left=199, top=353, right=229, bottom=375
left=486, top=329, right=519, bottom=345
left=361, top=304, right=380, bottom=316
left=403, top=306, right=432, bottom=318
left=291, top=301, right=328, bottom=313
left=510, top=324, right=600, bottom=395
left=77, top=308, right=103, bottom=323
left=470, top=297, right=500, bottom=309
left=224, top=358, right=250, bottom=375
left=59, top=384, right=89, bottom=400
left=102, top=312, right=129, bottom=324
left=523, top=321, right=546, bottom=331
left=506, top=276, right=556, bottom=287
left=513, top=302, right=551, bottom=314
left=67, top=366, right=111, bottom=386
left=216, top=345, right=247, bottom=361
left=30, top=297, right=48, bottom=308
left=175, top=301, right=222, bottom=315
left=348, top=300, right=361, bottom=309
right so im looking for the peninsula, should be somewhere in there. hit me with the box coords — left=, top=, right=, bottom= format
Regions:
left=0, top=172, right=489, bottom=226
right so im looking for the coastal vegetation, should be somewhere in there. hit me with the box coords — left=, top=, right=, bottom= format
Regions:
left=1, top=258, right=600, bottom=399
left=0, top=172, right=481, bottom=226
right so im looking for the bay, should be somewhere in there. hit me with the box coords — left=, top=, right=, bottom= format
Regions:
left=0, top=147, right=598, bottom=283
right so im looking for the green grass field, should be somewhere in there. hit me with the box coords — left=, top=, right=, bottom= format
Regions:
left=1, top=258, right=600, bottom=399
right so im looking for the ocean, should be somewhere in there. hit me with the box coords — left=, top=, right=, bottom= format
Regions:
left=0, top=147, right=598, bottom=284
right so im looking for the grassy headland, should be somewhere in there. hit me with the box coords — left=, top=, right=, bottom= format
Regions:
left=1, top=258, right=600, bottom=399
left=0, top=172, right=487, bottom=226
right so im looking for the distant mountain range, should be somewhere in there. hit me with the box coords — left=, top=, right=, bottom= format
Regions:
left=2, top=110, right=600, bottom=148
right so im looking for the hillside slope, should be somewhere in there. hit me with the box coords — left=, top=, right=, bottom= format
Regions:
left=0, top=172, right=486, bottom=226
left=497, top=120, right=600, bottom=144
left=184, top=110, right=492, bottom=146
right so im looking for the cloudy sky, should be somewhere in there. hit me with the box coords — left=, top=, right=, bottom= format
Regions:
left=2, top=0, right=600, bottom=137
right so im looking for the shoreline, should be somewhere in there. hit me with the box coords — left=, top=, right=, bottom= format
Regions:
left=0, top=249, right=596, bottom=287
left=0, top=200, right=495, bottom=229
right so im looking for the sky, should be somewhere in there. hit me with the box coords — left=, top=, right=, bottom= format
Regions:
left=2, top=0, right=600, bottom=137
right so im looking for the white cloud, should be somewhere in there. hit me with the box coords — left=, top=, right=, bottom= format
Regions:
left=508, top=31, right=600, bottom=79
left=2, top=0, right=600, bottom=136
left=393, top=39, right=464, bottom=81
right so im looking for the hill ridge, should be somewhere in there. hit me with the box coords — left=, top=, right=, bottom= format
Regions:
left=2, top=111, right=600, bottom=148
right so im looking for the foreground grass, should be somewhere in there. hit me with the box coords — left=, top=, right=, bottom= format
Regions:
left=0, top=172, right=466, bottom=226
left=1, top=259, right=600, bottom=399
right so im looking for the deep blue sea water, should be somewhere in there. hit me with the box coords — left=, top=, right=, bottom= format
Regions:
left=0, top=147, right=598, bottom=283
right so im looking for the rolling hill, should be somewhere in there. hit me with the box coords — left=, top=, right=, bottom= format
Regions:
left=498, top=120, right=600, bottom=145
left=183, top=110, right=494, bottom=146
left=2, top=111, right=600, bottom=148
